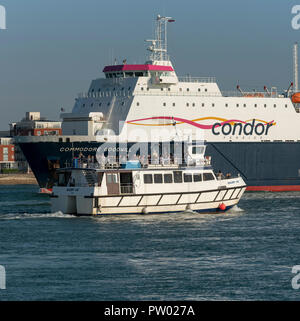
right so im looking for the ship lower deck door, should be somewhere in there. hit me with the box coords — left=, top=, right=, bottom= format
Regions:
left=120, top=172, right=134, bottom=194
left=106, top=173, right=120, bottom=195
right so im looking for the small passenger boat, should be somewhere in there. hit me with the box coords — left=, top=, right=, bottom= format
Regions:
left=50, top=145, right=246, bottom=216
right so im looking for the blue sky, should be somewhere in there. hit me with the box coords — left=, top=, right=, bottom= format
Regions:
left=0, top=0, right=299, bottom=130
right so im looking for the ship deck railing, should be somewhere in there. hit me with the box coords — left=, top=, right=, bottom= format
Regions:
left=62, top=157, right=211, bottom=171
left=177, top=76, right=216, bottom=83
left=134, top=90, right=281, bottom=98
left=78, top=90, right=282, bottom=99
left=120, top=184, right=134, bottom=194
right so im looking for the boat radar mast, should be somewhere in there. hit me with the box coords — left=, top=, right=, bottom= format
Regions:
left=145, top=15, right=175, bottom=62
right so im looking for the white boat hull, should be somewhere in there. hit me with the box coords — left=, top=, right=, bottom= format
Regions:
left=51, top=185, right=246, bottom=216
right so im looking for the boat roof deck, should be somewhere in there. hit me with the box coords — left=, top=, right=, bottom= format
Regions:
left=57, top=164, right=213, bottom=173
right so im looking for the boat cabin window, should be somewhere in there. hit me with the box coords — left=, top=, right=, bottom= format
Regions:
left=115, top=71, right=148, bottom=78
left=98, top=172, right=104, bottom=186
left=144, top=172, right=201, bottom=184
left=193, top=174, right=202, bottom=182
left=107, top=173, right=118, bottom=184
left=58, top=172, right=71, bottom=187
left=164, top=174, right=173, bottom=183
left=203, top=173, right=215, bottom=181
left=120, top=172, right=134, bottom=194
left=144, top=174, right=153, bottom=184
left=173, top=171, right=183, bottom=183
left=192, top=146, right=204, bottom=155
left=183, top=173, right=193, bottom=183
left=154, top=174, right=163, bottom=184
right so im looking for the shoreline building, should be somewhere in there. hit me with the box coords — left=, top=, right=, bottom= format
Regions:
left=0, top=137, right=16, bottom=172
left=0, top=112, right=62, bottom=173
left=10, top=112, right=62, bottom=137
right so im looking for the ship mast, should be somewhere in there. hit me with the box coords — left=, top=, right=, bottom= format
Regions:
left=146, top=15, right=174, bottom=62
left=294, top=42, right=299, bottom=93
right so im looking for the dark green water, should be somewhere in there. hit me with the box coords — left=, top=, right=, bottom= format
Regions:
left=0, top=184, right=300, bottom=300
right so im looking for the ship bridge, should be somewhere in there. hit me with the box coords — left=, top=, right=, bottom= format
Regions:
left=60, top=14, right=221, bottom=137
left=102, top=62, right=178, bottom=85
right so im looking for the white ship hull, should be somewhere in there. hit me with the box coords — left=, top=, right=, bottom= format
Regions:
left=51, top=186, right=246, bottom=216
left=51, top=158, right=246, bottom=216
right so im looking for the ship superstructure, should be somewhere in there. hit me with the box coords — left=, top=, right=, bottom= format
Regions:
left=16, top=15, right=300, bottom=191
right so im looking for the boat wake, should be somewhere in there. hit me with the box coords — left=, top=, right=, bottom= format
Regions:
left=227, top=205, right=244, bottom=213
left=0, top=211, right=74, bottom=220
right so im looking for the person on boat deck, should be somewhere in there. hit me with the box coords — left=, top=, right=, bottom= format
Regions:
left=87, top=155, right=92, bottom=165
left=152, top=150, right=159, bottom=164
left=217, top=170, right=224, bottom=180
left=139, top=155, right=146, bottom=166
left=162, top=153, right=170, bottom=165
left=226, top=173, right=232, bottom=179
left=120, top=155, right=127, bottom=165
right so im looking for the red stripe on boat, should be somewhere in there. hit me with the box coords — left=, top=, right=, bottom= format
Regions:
left=103, top=64, right=174, bottom=73
left=246, top=185, right=300, bottom=192
left=39, top=188, right=53, bottom=194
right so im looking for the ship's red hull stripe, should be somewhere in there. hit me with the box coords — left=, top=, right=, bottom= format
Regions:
left=39, top=188, right=53, bottom=194
left=246, top=185, right=300, bottom=192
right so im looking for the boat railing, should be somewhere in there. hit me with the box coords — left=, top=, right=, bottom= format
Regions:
left=78, top=91, right=132, bottom=99
left=78, top=89, right=281, bottom=99
left=177, top=76, right=216, bottom=83
left=62, top=155, right=211, bottom=171
left=222, top=90, right=280, bottom=98
left=120, top=184, right=134, bottom=194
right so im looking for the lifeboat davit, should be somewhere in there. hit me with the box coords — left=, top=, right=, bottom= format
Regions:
left=292, top=92, right=300, bottom=103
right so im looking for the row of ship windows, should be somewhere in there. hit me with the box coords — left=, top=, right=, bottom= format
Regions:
left=137, top=102, right=289, bottom=108
left=82, top=101, right=289, bottom=108
left=91, top=87, right=131, bottom=92
left=143, top=172, right=215, bottom=184
left=91, top=87, right=208, bottom=93
left=82, top=102, right=126, bottom=107
left=141, top=87, right=208, bottom=92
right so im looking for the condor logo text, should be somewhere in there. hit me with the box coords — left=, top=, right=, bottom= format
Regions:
left=212, top=119, right=275, bottom=136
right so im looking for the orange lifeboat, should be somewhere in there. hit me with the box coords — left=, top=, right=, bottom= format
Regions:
left=243, top=93, right=264, bottom=98
left=292, top=92, right=300, bottom=103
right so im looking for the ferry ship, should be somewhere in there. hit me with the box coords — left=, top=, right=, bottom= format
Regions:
left=51, top=144, right=247, bottom=216
left=16, top=15, right=300, bottom=192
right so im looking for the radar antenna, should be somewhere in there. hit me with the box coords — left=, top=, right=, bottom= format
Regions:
left=145, top=15, right=175, bottom=61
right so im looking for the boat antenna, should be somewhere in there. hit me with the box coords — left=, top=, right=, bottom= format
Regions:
left=294, top=42, right=299, bottom=93
left=145, top=15, right=175, bottom=61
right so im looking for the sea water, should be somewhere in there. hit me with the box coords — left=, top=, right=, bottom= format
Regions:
left=0, top=185, right=300, bottom=301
